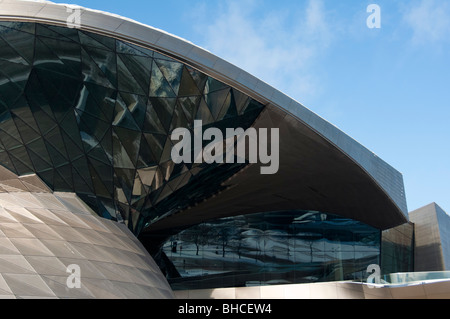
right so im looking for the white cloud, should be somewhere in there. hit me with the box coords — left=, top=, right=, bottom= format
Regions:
left=191, top=0, right=334, bottom=103
left=403, top=0, right=450, bottom=45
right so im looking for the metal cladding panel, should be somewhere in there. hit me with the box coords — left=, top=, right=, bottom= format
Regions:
left=0, top=165, right=174, bottom=299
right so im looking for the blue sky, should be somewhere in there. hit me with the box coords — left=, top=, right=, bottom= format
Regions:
left=49, top=0, right=450, bottom=214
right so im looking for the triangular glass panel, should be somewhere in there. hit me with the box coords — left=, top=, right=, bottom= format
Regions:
left=0, top=58, right=31, bottom=91
left=10, top=96, right=41, bottom=133
left=81, top=45, right=117, bottom=88
left=45, top=24, right=80, bottom=43
left=159, top=137, right=175, bottom=164
left=117, top=54, right=146, bottom=95
left=8, top=146, right=34, bottom=175
left=98, top=127, right=114, bottom=165
left=45, top=140, right=70, bottom=167
left=148, top=97, right=176, bottom=132
left=87, top=142, right=113, bottom=166
left=83, top=82, right=117, bottom=122
left=186, top=65, right=208, bottom=93
left=0, top=31, right=33, bottom=65
left=26, top=146, right=52, bottom=172
left=0, top=151, right=16, bottom=175
left=113, top=126, right=142, bottom=166
left=36, top=24, right=73, bottom=42
left=12, top=114, right=40, bottom=143
left=178, top=66, right=202, bottom=96
left=154, top=59, right=183, bottom=95
left=53, top=164, right=74, bottom=192
left=112, top=128, right=138, bottom=169
left=25, top=69, right=57, bottom=122
left=43, top=126, right=69, bottom=161
left=131, top=172, right=147, bottom=198
left=170, top=102, right=190, bottom=132
left=178, top=95, right=201, bottom=125
left=118, top=53, right=152, bottom=95
left=142, top=133, right=166, bottom=163
left=88, top=161, right=114, bottom=199
left=71, top=164, right=95, bottom=195
left=149, top=60, right=176, bottom=98
left=204, top=76, right=229, bottom=94
left=34, top=36, right=80, bottom=79
left=119, top=92, right=147, bottom=129
left=151, top=166, right=164, bottom=191
left=75, top=112, right=101, bottom=153
left=76, top=108, right=110, bottom=145
left=0, top=115, right=24, bottom=149
left=37, top=168, right=54, bottom=190
left=75, top=84, right=110, bottom=123
left=136, top=166, right=158, bottom=187
left=143, top=99, right=168, bottom=134
left=216, top=90, right=236, bottom=121
left=204, top=87, right=230, bottom=121
left=136, top=134, right=158, bottom=169
left=232, top=88, right=250, bottom=115
left=114, top=167, right=136, bottom=204
left=0, top=71, right=27, bottom=107
left=195, top=98, right=214, bottom=125
left=37, top=36, right=81, bottom=78
left=71, top=155, right=95, bottom=193
left=240, top=98, right=265, bottom=115
left=81, top=47, right=116, bottom=89
left=79, top=30, right=115, bottom=51
left=59, top=111, right=85, bottom=155
left=0, top=21, right=35, bottom=35
left=87, top=156, right=114, bottom=196
left=113, top=93, right=142, bottom=131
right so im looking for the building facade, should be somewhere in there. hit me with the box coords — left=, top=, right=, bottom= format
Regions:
left=0, top=0, right=446, bottom=299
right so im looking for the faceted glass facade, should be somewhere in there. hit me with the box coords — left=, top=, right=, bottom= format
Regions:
left=152, top=210, right=381, bottom=290
left=0, top=21, right=265, bottom=235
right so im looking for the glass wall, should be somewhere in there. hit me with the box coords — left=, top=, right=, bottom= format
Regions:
left=154, top=210, right=381, bottom=290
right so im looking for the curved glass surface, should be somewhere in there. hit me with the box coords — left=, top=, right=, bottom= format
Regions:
left=0, top=21, right=265, bottom=235
left=152, top=210, right=381, bottom=290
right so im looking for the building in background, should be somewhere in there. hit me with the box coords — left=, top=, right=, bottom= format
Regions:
left=0, top=0, right=447, bottom=299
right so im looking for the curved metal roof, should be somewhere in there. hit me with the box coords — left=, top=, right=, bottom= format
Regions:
left=0, top=0, right=408, bottom=230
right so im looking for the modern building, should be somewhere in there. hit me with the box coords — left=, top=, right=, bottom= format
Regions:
left=0, top=0, right=448, bottom=299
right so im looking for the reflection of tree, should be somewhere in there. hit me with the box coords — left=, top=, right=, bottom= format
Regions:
left=178, top=221, right=241, bottom=258
left=211, top=226, right=233, bottom=258
left=180, top=224, right=210, bottom=256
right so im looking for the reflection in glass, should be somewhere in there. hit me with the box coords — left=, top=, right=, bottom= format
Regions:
left=152, top=210, right=382, bottom=290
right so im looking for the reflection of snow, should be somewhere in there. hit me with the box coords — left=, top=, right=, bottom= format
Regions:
left=163, top=212, right=381, bottom=280
left=164, top=234, right=379, bottom=278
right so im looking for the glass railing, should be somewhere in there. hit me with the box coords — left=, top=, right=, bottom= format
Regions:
left=382, top=271, right=450, bottom=285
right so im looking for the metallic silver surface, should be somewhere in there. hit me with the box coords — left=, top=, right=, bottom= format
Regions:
left=0, top=165, right=174, bottom=299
